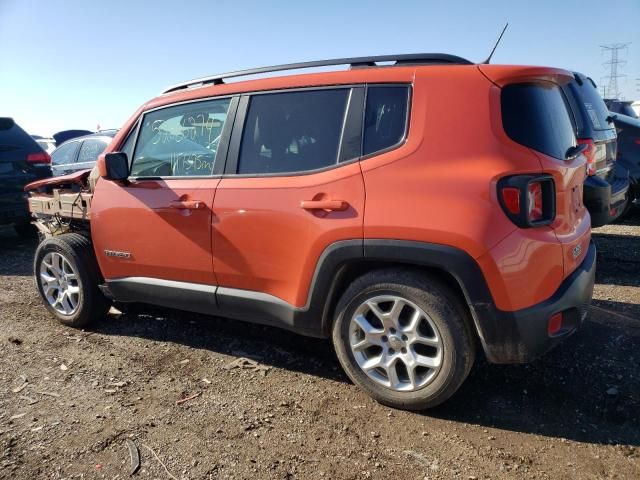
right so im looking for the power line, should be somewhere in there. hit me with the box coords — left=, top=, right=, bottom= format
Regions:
left=600, top=43, right=630, bottom=99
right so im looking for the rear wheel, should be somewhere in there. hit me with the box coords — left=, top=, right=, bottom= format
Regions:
left=332, top=269, right=475, bottom=410
left=34, top=233, right=110, bottom=327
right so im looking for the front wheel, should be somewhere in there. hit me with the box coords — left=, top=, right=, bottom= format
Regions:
left=34, top=233, right=110, bottom=328
left=332, top=269, right=475, bottom=410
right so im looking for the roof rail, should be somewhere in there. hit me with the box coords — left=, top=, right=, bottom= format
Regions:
left=161, top=53, right=473, bottom=94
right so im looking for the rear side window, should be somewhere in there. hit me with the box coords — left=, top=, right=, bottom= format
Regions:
left=131, top=97, right=231, bottom=177
left=502, top=83, right=576, bottom=160
left=77, top=139, right=108, bottom=163
left=237, top=89, right=350, bottom=175
left=363, top=86, right=409, bottom=156
left=51, top=142, right=79, bottom=165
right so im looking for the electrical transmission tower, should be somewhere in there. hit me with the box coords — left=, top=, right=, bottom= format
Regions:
left=600, top=43, right=630, bottom=99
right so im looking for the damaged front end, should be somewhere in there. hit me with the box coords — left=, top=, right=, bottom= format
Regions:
left=25, top=168, right=98, bottom=237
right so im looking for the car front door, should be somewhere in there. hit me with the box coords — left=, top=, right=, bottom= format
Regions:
left=91, top=96, right=238, bottom=310
left=211, top=87, right=365, bottom=312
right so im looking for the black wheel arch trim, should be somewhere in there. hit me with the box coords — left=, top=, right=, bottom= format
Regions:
left=105, top=238, right=592, bottom=364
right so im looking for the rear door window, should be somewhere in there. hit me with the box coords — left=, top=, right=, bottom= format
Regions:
left=77, top=138, right=108, bottom=164
left=237, top=89, right=350, bottom=175
left=363, top=86, right=409, bottom=156
left=501, top=82, right=576, bottom=160
left=51, top=142, right=80, bottom=165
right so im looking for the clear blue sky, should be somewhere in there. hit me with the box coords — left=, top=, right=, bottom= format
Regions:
left=1, top=0, right=639, bottom=136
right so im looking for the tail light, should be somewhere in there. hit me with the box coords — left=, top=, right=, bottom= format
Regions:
left=498, top=174, right=555, bottom=228
left=27, top=152, right=51, bottom=164
left=577, top=139, right=596, bottom=176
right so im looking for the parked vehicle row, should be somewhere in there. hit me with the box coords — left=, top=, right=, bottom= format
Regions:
left=562, top=73, right=629, bottom=227
left=610, top=112, right=640, bottom=215
left=26, top=54, right=597, bottom=409
left=51, top=131, right=117, bottom=176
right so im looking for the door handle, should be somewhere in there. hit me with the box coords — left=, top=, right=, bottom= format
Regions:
left=168, top=200, right=205, bottom=210
left=300, top=199, right=348, bottom=211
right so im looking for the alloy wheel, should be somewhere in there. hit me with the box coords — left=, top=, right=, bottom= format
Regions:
left=39, top=252, right=80, bottom=315
left=348, top=295, right=443, bottom=392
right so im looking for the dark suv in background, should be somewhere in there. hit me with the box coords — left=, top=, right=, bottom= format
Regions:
left=0, top=118, right=52, bottom=236
left=562, top=73, right=629, bottom=227
left=609, top=112, right=640, bottom=217
left=605, top=99, right=639, bottom=119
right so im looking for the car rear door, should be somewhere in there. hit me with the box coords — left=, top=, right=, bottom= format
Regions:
left=91, top=96, right=237, bottom=311
left=75, top=138, right=109, bottom=173
left=211, top=87, right=365, bottom=312
left=51, top=141, right=80, bottom=176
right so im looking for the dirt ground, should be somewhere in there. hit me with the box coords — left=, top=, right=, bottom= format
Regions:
left=1, top=211, right=639, bottom=480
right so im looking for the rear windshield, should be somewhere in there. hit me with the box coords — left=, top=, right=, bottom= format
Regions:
left=0, top=120, right=41, bottom=151
left=574, top=78, right=611, bottom=130
left=501, top=82, right=576, bottom=160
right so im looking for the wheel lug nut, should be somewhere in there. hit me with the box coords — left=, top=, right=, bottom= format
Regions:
left=390, top=328, right=396, bottom=334
left=388, top=348, right=395, bottom=355
left=401, top=347, right=407, bottom=354
left=401, top=334, right=408, bottom=341
left=381, top=335, right=388, bottom=342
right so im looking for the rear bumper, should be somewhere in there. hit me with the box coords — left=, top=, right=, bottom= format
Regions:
left=584, top=169, right=629, bottom=227
left=0, top=192, right=30, bottom=225
left=476, top=240, right=596, bottom=363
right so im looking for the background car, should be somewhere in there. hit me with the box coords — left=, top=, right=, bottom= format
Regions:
left=0, top=117, right=52, bottom=236
left=51, top=131, right=116, bottom=176
left=32, top=136, right=57, bottom=154
left=610, top=113, right=640, bottom=218
left=561, top=73, right=629, bottom=226
left=52, top=129, right=93, bottom=146
left=605, top=99, right=639, bottom=119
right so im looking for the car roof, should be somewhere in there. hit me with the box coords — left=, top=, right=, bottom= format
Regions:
left=57, top=133, right=115, bottom=147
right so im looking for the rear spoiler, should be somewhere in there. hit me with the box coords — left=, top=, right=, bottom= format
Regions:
left=478, top=65, right=574, bottom=87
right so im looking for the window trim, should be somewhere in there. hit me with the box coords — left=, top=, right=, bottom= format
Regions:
left=124, top=95, right=239, bottom=180
left=359, top=84, right=412, bottom=161
left=224, top=85, right=364, bottom=178
left=117, top=83, right=412, bottom=181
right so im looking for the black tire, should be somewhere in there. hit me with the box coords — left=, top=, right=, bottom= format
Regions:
left=332, top=269, right=475, bottom=410
left=34, top=233, right=110, bottom=328
left=14, top=222, right=37, bottom=238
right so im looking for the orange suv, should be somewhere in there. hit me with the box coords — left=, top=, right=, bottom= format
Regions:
left=27, top=54, right=595, bottom=409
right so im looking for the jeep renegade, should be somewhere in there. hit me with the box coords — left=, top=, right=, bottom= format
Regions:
left=27, top=54, right=596, bottom=409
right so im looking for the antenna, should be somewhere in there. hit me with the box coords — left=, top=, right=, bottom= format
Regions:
left=482, top=23, right=509, bottom=64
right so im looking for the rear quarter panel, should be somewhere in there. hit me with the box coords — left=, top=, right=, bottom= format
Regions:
left=362, top=67, right=585, bottom=312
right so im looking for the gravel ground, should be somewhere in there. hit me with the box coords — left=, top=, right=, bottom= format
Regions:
left=1, top=210, right=639, bottom=479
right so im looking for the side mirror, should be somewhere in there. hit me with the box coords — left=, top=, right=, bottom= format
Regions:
left=100, top=152, right=129, bottom=181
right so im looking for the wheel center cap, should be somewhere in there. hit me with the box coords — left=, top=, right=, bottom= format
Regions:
left=388, top=335, right=404, bottom=350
